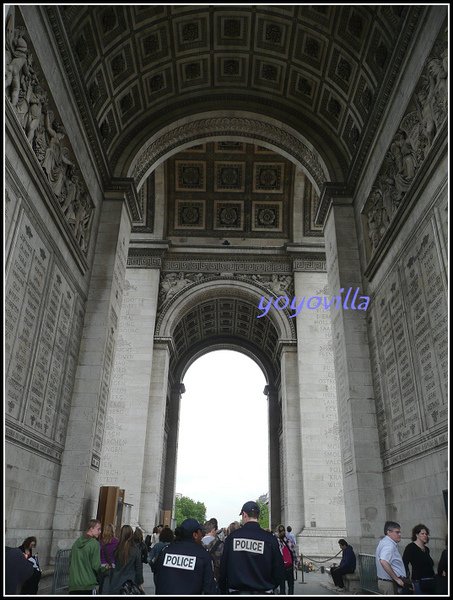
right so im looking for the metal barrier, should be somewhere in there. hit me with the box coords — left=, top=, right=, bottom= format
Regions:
left=358, top=553, right=379, bottom=594
left=52, top=549, right=71, bottom=594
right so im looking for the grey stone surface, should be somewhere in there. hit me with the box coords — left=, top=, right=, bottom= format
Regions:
left=4, top=4, right=448, bottom=571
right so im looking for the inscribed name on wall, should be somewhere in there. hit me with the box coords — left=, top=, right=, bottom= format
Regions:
left=369, top=196, right=447, bottom=467
left=5, top=200, right=84, bottom=462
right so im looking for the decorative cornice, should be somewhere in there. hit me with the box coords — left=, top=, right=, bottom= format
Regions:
left=127, top=247, right=167, bottom=269
left=105, top=177, right=142, bottom=223
left=131, top=117, right=328, bottom=191
left=161, top=256, right=293, bottom=274
left=292, top=255, right=327, bottom=273
left=314, top=182, right=352, bottom=227
left=153, top=337, right=176, bottom=355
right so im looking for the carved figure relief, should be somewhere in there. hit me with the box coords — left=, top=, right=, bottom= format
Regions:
left=159, top=272, right=204, bottom=304
left=251, top=273, right=293, bottom=296
left=364, top=29, right=447, bottom=255
left=5, top=8, right=94, bottom=255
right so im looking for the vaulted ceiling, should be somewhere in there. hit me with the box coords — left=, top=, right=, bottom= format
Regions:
left=46, top=5, right=424, bottom=186
left=170, top=297, right=281, bottom=381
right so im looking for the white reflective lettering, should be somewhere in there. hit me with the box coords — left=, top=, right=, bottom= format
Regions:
left=233, top=538, right=265, bottom=554
left=163, top=553, right=196, bottom=570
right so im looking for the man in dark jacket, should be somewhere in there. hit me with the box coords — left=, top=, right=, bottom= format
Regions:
left=68, top=519, right=102, bottom=594
left=219, top=501, right=284, bottom=594
left=154, top=518, right=218, bottom=595
left=330, top=539, right=356, bottom=589
left=5, top=547, right=35, bottom=594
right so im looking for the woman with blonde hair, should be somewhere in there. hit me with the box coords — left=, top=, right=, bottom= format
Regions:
left=100, top=524, right=119, bottom=568
left=101, top=525, right=144, bottom=595
left=226, top=521, right=240, bottom=537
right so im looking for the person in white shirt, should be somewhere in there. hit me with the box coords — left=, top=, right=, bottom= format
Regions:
left=286, top=526, right=297, bottom=547
left=375, top=521, right=411, bottom=594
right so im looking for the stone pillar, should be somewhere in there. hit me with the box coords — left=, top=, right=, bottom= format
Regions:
left=51, top=196, right=131, bottom=552
left=162, top=384, right=184, bottom=521
left=266, top=386, right=281, bottom=530
left=139, top=340, right=171, bottom=530
left=98, top=262, right=161, bottom=526
left=279, top=344, right=304, bottom=533
left=292, top=168, right=306, bottom=244
left=293, top=266, right=347, bottom=556
left=151, top=164, right=165, bottom=240
left=324, top=201, right=386, bottom=552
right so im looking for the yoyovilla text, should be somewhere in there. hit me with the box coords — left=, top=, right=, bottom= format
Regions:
left=257, top=287, right=370, bottom=318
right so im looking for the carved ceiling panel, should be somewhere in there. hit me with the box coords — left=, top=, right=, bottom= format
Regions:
left=47, top=5, right=420, bottom=182
left=170, top=297, right=281, bottom=377
left=166, top=142, right=293, bottom=239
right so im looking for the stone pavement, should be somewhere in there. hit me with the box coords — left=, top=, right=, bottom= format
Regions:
left=143, top=566, right=342, bottom=595
left=38, top=564, right=343, bottom=595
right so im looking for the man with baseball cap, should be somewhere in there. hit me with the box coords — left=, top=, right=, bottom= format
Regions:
left=154, top=518, right=218, bottom=595
left=219, top=501, right=284, bottom=594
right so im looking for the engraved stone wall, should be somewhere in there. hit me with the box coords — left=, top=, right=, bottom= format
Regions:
left=5, top=176, right=85, bottom=565
left=368, top=193, right=447, bottom=468
left=294, top=271, right=347, bottom=556
left=5, top=188, right=84, bottom=464
left=99, top=269, right=161, bottom=526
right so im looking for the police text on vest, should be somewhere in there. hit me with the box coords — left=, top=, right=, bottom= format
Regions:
left=233, top=538, right=265, bottom=554
left=163, top=553, right=197, bottom=570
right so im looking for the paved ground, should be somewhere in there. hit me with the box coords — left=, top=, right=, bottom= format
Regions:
left=39, top=565, right=342, bottom=595
left=143, top=567, right=342, bottom=596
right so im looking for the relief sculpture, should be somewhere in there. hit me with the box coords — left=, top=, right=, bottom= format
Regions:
left=364, top=29, right=447, bottom=254
left=5, top=8, right=94, bottom=255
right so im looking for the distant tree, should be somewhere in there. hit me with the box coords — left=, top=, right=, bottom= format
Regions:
left=257, top=499, right=270, bottom=530
left=174, top=495, right=207, bottom=526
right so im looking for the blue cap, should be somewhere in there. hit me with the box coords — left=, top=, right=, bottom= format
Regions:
left=180, top=518, right=203, bottom=535
left=239, top=501, right=260, bottom=515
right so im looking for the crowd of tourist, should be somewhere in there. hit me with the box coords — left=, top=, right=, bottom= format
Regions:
left=4, top=511, right=448, bottom=595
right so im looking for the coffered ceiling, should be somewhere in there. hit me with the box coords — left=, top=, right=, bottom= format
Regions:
left=46, top=5, right=423, bottom=185
left=170, top=297, right=281, bottom=380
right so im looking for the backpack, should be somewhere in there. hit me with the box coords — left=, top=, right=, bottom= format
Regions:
left=205, top=537, right=224, bottom=581
left=150, top=544, right=169, bottom=573
left=282, top=543, right=293, bottom=568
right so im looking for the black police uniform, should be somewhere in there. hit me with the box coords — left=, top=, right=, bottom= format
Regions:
left=154, top=538, right=218, bottom=595
left=219, top=522, right=284, bottom=594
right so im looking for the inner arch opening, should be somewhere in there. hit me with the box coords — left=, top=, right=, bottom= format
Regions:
left=175, top=350, right=269, bottom=528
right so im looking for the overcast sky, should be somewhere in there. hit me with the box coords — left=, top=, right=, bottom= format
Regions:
left=175, top=350, right=269, bottom=528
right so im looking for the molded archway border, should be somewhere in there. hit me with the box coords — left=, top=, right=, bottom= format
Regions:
left=123, top=111, right=337, bottom=194
left=156, top=278, right=295, bottom=342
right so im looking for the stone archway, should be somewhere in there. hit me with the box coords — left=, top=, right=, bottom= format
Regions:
left=157, top=279, right=295, bottom=532
left=162, top=344, right=279, bottom=531
left=97, top=121, right=350, bottom=557
left=101, top=275, right=304, bottom=534
left=125, top=111, right=334, bottom=195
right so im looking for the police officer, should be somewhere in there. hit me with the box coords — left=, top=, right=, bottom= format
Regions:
left=219, top=501, right=284, bottom=594
left=154, top=518, right=218, bottom=595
